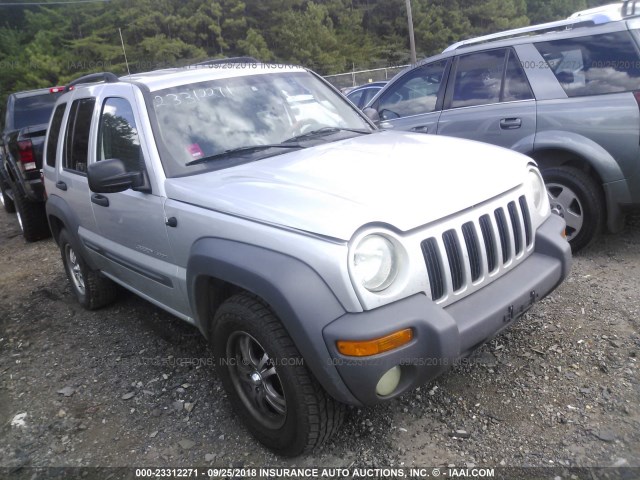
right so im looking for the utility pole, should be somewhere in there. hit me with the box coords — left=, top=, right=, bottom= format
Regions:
left=405, top=0, right=417, bottom=64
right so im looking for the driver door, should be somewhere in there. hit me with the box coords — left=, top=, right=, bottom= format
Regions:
left=370, top=59, right=451, bottom=134
left=87, top=94, right=189, bottom=316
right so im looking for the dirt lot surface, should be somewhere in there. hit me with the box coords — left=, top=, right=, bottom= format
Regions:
left=1, top=206, right=639, bottom=475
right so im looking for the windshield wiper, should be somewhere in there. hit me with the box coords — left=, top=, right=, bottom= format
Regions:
left=186, top=143, right=305, bottom=167
left=283, top=127, right=372, bottom=144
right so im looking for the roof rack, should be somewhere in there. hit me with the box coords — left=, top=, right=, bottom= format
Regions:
left=443, top=1, right=631, bottom=53
left=64, top=72, right=119, bottom=92
left=193, top=56, right=260, bottom=67
left=623, top=0, right=640, bottom=16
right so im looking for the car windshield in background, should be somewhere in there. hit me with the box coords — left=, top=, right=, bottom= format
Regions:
left=149, top=71, right=373, bottom=177
left=14, top=93, right=61, bottom=130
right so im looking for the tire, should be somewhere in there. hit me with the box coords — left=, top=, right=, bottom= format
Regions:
left=212, top=293, right=345, bottom=456
left=542, top=166, right=604, bottom=253
left=13, top=189, right=51, bottom=242
left=0, top=166, right=16, bottom=213
left=59, top=229, right=117, bottom=310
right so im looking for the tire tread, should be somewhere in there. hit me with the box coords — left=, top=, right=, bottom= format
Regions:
left=213, top=292, right=345, bottom=456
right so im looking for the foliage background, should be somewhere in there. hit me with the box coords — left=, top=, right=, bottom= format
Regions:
left=0, top=0, right=614, bottom=118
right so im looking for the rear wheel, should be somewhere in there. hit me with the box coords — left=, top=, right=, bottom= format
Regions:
left=542, top=166, right=604, bottom=253
left=59, top=229, right=117, bottom=310
left=212, top=293, right=345, bottom=456
left=13, top=189, right=50, bottom=241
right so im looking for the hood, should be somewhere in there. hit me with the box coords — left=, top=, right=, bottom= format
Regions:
left=165, top=131, right=530, bottom=240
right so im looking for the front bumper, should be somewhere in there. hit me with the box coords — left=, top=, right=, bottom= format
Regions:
left=322, top=214, right=571, bottom=405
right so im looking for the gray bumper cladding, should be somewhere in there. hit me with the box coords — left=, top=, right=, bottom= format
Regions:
left=323, top=214, right=571, bottom=405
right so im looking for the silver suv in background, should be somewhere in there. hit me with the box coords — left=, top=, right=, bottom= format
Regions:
left=365, top=1, right=640, bottom=252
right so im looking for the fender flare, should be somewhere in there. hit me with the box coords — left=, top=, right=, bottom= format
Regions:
left=187, top=237, right=360, bottom=405
left=45, top=194, right=100, bottom=270
left=533, top=130, right=625, bottom=184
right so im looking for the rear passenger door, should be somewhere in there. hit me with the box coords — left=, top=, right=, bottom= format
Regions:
left=55, top=97, right=99, bottom=234
left=369, top=59, right=450, bottom=134
left=437, top=48, right=536, bottom=154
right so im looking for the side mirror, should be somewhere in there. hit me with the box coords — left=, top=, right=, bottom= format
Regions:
left=88, top=158, right=145, bottom=194
left=363, top=107, right=380, bottom=125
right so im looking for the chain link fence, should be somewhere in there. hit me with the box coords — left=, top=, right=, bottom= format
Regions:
left=324, top=65, right=409, bottom=90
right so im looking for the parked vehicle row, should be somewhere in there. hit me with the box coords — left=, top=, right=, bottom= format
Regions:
left=6, top=0, right=637, bottom=459
left=362, top=1, right=640, bottom=252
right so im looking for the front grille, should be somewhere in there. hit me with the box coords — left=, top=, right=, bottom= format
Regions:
left=422, top=195, right=533, bottom=302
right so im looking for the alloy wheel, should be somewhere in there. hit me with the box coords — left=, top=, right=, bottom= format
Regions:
left=226, top=331, right=287, bottom=429
left=65, top=244, right=86, bottom=295
left=547, top=182, right=584, bottom=241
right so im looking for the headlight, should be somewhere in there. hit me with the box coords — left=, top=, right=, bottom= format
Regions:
left=352, top=235, right=398, bottom=292
left=527, top=169, right=546, bottom=212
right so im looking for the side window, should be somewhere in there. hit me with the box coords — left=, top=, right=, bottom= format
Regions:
left=503, top=51, right=534, bottom=102
left=361, top=88, right=379, bottom=108
left=377, top=60, right=448, bottom=119
left=97, top=97, right=143, bottom=172
left=63, top=98, right=96, bottom=173
left=46, top=103, right=66, bottom=167
left=347, top=89, right=364, bottom=107
left=535, top=32, right=640, bottom=97
left=451, top=49, right=507, bottom=109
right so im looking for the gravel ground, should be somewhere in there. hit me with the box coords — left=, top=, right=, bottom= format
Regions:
left=0, top=206, right=638, bottom=474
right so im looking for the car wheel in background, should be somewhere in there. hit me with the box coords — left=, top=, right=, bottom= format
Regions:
left=543, top=166, right=604, bottom=253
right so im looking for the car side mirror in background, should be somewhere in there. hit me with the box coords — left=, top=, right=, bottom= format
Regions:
left=363, top=107, right=380, bottom=125
left=88, top=158, right=148, bottom=194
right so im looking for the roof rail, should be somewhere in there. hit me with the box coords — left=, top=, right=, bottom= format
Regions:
left=64, top=72, right=119, bottom=92
left=193, top=56, right=260, bottom=67
left=443, top=13, right=614, bottom=52
left=623, top=0, right=640, bottom=16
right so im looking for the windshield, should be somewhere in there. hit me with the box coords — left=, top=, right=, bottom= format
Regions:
left=148, top=70, right=373, bottom=177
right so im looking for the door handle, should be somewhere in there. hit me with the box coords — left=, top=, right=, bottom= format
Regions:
left=410, top=125, right=429, bottom=133
left=91, top=193, right=109, bottom=207
left=500, top=118, right=522, bottom=130
left=55, top=181, right=67, bottom=191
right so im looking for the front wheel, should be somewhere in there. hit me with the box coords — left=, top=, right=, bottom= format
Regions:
left=59, top=229, right=117, bottom=310
left=212, top=293, right=345, bottom=456
left=542, top=166, right=604, bottom=253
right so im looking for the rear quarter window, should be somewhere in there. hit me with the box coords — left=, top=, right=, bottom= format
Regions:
left=46, top=103, right=67, bottom=167
left=535, top=31, right=640, bottom=97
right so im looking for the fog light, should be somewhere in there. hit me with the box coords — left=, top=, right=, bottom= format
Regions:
left=375, top=366, right=401, bottom=396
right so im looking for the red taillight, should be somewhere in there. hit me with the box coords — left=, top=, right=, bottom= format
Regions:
left=17, top=140, right=36, bottom=170
left=49, top=86, right=65, bottom=93
left=634, top=91, right=640, bottom=108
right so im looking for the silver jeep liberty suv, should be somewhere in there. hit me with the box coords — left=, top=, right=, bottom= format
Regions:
left=43, top=64, right=571, bottom=456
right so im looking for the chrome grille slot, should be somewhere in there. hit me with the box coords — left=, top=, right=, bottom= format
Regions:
left=508, top=201, right=523, bottom=255
left=479, top=214, right=497, bottom=273
left=462, top=222, right=481, bottom=282
left=494, top=208, right=510, bottom=264
left=422, top=193, right=535, bottom=303
left=421, top=237, right=445, bottom=301
left=443, top=229, right=465, bottom=292
left=519, top=195, right=532, bottom=246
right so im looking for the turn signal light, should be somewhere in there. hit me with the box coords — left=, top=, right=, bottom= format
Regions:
left=337, top=328, right=413, bottom=357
